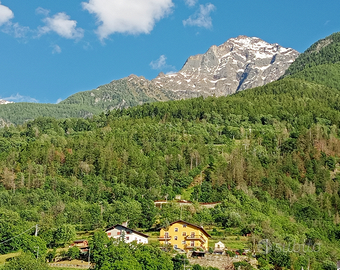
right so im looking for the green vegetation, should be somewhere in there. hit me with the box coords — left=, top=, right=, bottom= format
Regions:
left=0, top=102, right=102, bottom=126
left=0, top=76, right=174, bottom=126
left=2, top=32, right=340, bottom=269
left=283, top=32, right=340, bottom=77
left=1, top=253, right=49, bottom=270
left=289, top=62, right=340, bottom=90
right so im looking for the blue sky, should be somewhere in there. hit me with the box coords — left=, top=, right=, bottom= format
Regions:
left=0, top=0, right=339, bottom=104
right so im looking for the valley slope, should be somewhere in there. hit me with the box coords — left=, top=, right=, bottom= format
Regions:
left=1, top=33, right=340, bottom=270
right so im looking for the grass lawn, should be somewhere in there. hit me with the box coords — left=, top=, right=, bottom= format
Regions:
left=0, top=252, right=20, bottom=264
left=50, top=267, right=86, bottom=270
left=209, top=236, right=249, bottom=250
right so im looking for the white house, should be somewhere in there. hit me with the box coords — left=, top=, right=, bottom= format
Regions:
left=105, top=224, right=149, bottom=244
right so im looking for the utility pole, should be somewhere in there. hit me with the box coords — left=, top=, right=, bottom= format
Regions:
left=88, top=248, right=91, bottom=265
left=34, top=246, right=39, bottom=259
left=35, top=224, right=38, bottom=237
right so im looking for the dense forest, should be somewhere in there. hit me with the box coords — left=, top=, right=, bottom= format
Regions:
left=1, top=33, right=340, bottom=269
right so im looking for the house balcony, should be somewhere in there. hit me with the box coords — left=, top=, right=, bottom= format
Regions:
left=158, top=236, right=172, bottom=241
left=185, top=235, right=206, bottom=243
left=184, top=244, right=206, bottom=250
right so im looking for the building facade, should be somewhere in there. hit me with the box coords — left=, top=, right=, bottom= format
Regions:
left=106, top=224, right=149, bottom=244
left=159, top=220, right=211, bottom=251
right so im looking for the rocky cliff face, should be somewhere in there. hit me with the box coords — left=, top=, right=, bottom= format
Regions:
left=61, top=36, right=299, bottom=111
left=152, top=36, right=299, bottom=98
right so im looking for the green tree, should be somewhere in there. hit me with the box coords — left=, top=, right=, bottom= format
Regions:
left=67, top=246, right=80, bottom=260
left=2, top=253, right=49, bottom=270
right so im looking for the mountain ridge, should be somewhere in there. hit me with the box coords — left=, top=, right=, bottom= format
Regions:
left=0, top=35, right=299, bottom=126
left=60, top=35, right=299, bottom=107
left=152, top=36, right=299, bottom=98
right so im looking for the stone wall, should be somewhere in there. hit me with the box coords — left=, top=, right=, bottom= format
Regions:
left=188, top=254, right=257, bottom=270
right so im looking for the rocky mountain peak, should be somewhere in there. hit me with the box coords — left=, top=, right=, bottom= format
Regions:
left=152, top=36, right=299, bottom=98
left=0, top=99, right=13, bottom=105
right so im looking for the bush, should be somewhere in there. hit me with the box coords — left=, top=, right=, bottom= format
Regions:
left=233, top=261, right=254, bottom=270
left=2, top=253, right=49, bottom=270
left=67, top=246, right=80, bottom=260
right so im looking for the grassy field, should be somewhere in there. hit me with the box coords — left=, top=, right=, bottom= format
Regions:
left=0, top=252, right=20, bottom=264
left=209, top=236, right=249, bottom=250
left=50, top=267, right=86, bottom=270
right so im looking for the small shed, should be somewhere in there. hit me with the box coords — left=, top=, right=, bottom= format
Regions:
left=214, top=241, right=225, bottom=254
left=70, top=240, right=88, bottom=248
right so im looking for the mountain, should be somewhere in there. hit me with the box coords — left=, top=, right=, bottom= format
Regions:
left=60, top=75, right=177, bottom=111
left=152, top=36, right=299, bottom=98
left=283, top=32, right=340, bottom=77
left=0, top=36, right=299, bottom=126
left=65, top=36, right=299, bottom=103
left=0, top=99, right=13, bottom=105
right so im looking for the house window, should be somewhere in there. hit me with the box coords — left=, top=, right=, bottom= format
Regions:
left=183, top=224, right=187, bottom=228
left=135, top=237, right=137, bottom=241
left=182, top=241, right=186, bottom=244
left=191, top=241, right=194, bottom=247
left=182, top=232, right=186, bottom=236
left=107, top=232, right=111, bottom=236
left=126, top=237, right=129, bottom=240
left=174, top=236, right=178, bottom=240
left=174, top=245, right=178, bottom=249
left=127, top=231, right=131, bottom=234
left=174, top=228, right=178, bottom=232
left=117, top=231, right=121, bottom=235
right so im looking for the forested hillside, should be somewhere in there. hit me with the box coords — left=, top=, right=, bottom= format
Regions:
left=0, top=103, right=102, bottom=127
left=1, top=75, right=340, bottom=269
left=2, top=32, right=340, bottom=270
left=283, top=32, right=340, bottom=77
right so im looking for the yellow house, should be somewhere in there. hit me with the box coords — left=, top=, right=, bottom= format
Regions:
left=159, top=220, right=211, bottom=251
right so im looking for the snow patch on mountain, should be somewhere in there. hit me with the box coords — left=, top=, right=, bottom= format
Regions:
left=152, top=36, right=299, bottom=98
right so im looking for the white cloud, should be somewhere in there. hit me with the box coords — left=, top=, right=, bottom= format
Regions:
left=0, top=3, right=30, bottom=39
left=184, top=0, right=197, bottom=7
left=56, top=98, right=63, bottom=104
left=1, top=22, right=30, bottom=39
left=183, top=3, right=215, bottom=29
left=3, top=94, right=39, bottom=103
left=150, top=55, right=167, bottom=70
left=39, top=12, right=84, bottom=39
left=82, top=0, right=174, bottom=40
left=35, top=7, right=50, bottom=16
left=150, top=55, right=176, bottom=72
left=51, top=44, right=62, bottom=54
left=0, top=2, right=14, bottom=26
